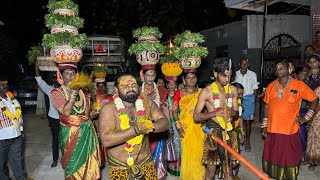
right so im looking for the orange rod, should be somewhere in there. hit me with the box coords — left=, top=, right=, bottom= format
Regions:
left=211, top=135, right=270, bottom=180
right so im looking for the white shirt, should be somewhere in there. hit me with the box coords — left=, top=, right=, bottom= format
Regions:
left=235, top=69, right=259, bottom=96
left=35, top=76, right=59, bottom=119
left=0, top=97, right=22, bottom=140
left=0, top=123, right=22, bottom=140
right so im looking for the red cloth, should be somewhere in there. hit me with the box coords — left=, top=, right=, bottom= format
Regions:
left=263, top=132, right=302, bottom=167
left=158, top=86, right=169, bottom=107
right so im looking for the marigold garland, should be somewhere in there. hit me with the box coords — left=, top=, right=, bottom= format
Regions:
left=0, top=92, right=22, bottom=122
left=113, top=94, right=150, bottom=153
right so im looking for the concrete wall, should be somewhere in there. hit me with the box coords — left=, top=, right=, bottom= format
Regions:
left=199, top=20, right=247, bottom=85
left=199, top=14, right=311, bottom=86
left=247, top=15, right=311, bottom=49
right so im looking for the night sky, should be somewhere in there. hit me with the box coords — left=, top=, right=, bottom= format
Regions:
left=0, top=0, right=309, bottom=82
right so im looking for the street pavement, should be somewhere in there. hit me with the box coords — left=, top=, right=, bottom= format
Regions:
left=8, top=112, right=320, bottom=179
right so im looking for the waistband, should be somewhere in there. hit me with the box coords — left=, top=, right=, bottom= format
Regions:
left=108, top=152, right=153, bottom=168
left=60, top=115, right=87, bottom=126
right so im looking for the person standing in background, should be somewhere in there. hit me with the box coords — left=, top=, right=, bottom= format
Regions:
left=35, top=61, right=60, bottom=167
left=235, top=57, right=259, bottom=152
left=0, top=79, right=32, bottom=180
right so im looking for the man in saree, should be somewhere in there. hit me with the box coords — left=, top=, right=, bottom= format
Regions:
left=172, top=70, right=206, bottom=180
left=140, top=68, right=168, bottom=179
left=51, top=63, right=101, bottom=179
left=262, top=59, right=318, bottom=179
left=98, top=73, right=169, bottom=180
left=193, top=58, right=239, bottom=180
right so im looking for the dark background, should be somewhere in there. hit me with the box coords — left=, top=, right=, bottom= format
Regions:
left=0, top=0, right=310, bottom=82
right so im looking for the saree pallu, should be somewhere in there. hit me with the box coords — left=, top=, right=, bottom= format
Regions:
left=262, top=132, right=301, bottom=180
left=179, top=90, right=205, bottom=180
left=59, top=115, right=101, bottom=180
left=167, top=96, right=181, bottom=176
left=306, top=110, right=320, bottom=165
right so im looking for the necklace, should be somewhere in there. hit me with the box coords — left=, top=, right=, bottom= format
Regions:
left=61, top=85, right=86, bottom=114
left=142, top=82, right=160, bottom=107
left=275, top=76, right=292, bottom=99
left=186, top=87, right=195, bottom=93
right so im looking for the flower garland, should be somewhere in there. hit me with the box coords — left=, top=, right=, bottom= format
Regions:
left=141, top=82, right=160, bottom=107
left=211, top=82, right=233, bottom=140
left=113, top=94, right=153, bottom=166
left=0, top=92, right=22, bottom=125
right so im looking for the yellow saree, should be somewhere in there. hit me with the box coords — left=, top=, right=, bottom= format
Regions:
left=179, top=89, right=205, bottom=180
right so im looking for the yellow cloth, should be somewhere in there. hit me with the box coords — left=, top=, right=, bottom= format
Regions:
left=179, top=89, right=205, bottom=180
left=211, top=82, right=233, bottom=140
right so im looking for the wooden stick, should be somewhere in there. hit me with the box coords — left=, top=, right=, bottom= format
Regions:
left=203, top=126, right=270, bottom=180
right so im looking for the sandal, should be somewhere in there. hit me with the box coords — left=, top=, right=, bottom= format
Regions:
left=308, top=164, right=317, bottom=171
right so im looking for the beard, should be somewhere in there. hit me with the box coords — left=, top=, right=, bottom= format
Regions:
left=119, top=89, right=140, bottom=103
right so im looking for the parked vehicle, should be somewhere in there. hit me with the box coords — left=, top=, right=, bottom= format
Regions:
left=79, top=34, right=128, bottom=94
left=15, top=76, right=38, bottom=112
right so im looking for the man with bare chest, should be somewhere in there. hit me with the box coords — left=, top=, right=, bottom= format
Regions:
left=98, top=73, right=169, bottom=180
left=194, top=58, right=240, bottom=180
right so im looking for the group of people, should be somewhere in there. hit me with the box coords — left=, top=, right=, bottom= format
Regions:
left=4, top=43, right=320, bottom=180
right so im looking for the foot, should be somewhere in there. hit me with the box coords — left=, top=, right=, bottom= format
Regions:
left=245, top=144, right=251, bottom=152
left=51, top=160, right=58, bottom=167
left=308, top=164, right=317, bottom=171
left=301, top=159, right=308, bottom=165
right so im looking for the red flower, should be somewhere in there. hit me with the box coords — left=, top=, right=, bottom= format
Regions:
left=136, top=110, right=146, bottom=116
left=125, top=143, right=132, bottom=148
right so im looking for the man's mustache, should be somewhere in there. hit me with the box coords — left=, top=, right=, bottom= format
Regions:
left=126, top=91, right=137, bottom=96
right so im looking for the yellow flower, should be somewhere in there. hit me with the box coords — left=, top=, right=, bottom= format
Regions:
left=127, top=134, right=143, bottom=147
left=119, top=114, right=130, bottom=129
left=125, top=146, right=134, bottom=153
left=14, top=125, right=18, bottom=129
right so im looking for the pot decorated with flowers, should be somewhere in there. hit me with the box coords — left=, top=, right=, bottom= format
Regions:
left=93, top=63, right=109, bottom=82
left=128, top=26, right=165, bottom=70
left=160, top=44, right=183, bottom=78
left=42, top=0, right=87, bottom=64
left=173, top=31, right=208, bottom=70
left=27, top=45, right=58, bottom=71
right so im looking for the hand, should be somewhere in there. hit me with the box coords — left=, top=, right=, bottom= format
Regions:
left=295, top=116, right=308, bottom=125
left=90, top=110, right=98, bottom=118
left=215, top=107, right=231, bottom=119
left=240, top=134, right=245, bottom=144
left=34, top=60, right=39, bottom=69
left=18, top=117, right=24, bottom=125
left=262, top=127, right=267, bottom=138
left=177, top=127, right=185, bottom=138
left=136, top=120, right=154, bottom=134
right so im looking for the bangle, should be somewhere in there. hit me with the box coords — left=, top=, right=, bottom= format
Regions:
left=261, top=117, right=268, bottom=128
left=304, top=109, right=315, bottom=121
left=69, top=94, right=77, bottom=102
left=133, top=125, right=139, bottom=135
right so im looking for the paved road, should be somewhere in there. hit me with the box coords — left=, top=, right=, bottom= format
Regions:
left=11, top=113, right=320, bottom=179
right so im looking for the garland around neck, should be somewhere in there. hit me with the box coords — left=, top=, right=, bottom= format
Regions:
left=142, top=82, right=160, bottom=107
left=113, top=94, right=148, bottom=166
left=0, top=92, right=22, bottom=126
left=211, top=82, right=233, bottom=140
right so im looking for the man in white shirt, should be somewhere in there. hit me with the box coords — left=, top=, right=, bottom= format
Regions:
left=35, top=62, right=60, bottom=167
left=0, top=79, right=30, bottom=180
left=235, top=57, right=259, bottom=152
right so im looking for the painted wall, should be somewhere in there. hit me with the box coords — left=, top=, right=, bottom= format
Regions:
left=199, top=14, right=310, bottom=86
